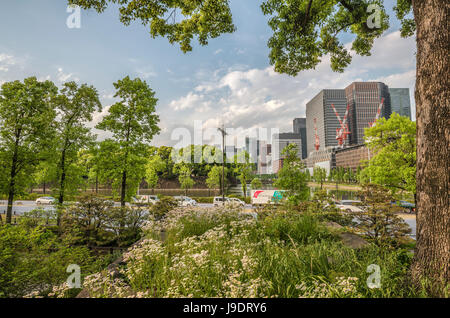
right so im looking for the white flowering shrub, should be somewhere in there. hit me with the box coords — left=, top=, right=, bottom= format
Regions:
left=67, top=207, right=416, bottom=298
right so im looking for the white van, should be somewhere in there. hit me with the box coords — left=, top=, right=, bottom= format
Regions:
left=133, top=195, right=159, bottom=205
left=174, top=196, right=197, bottom=207
left=213, top=196, right=230, bottom=207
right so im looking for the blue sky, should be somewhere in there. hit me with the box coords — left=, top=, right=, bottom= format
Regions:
left=0, top=0, right=416, bottom=147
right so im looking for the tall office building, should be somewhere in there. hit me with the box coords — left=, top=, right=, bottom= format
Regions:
left=389, top=88, right=411, bottom=119
left=345, top=82, right=392, bottom=145
left=257, top=142, right=272, bottom=175
left=272, top=133, right=302, bottom=173
left=305, top=89, right=347, bottom=156
left=293, top=118, right=307, bottom=159
left=245, top=137, right=260, bottom=164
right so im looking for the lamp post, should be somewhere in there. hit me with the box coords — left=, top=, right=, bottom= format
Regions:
left=218, top=125, right=227, bottom=206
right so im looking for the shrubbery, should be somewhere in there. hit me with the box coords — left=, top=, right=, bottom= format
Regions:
left=70, top=207, right=425, bottom=298
left=0, top=223, right=109, bottom=298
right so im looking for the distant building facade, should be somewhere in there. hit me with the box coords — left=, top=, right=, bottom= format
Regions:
left=334, top=144, right=369, bottom=172
left=306, top=89, right=347, bottom=156
left=245, top=137, right=260, bottom=164
left=257, top=142, right=272, bottom=175
left=389, top=88, right=411, bottom=119
left=293, top=118, right=307, bottom=159
left=272, top=132, right=302, bottom=174
left=345, top=82, right=392, bottom=145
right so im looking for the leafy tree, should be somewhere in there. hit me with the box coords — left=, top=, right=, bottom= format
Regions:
left=96, top=76, right=160, bottom=206
left=250, top=177, right=263, bottom=190
left=313, top=167, right=327, bottom=189
left=145, top=153, right=166, bottom=191
left=354, top=184, right=411, bottom=247
left=68, top=0, right=449, bottom=294
left=363, top=113, right=416, bottom=197
left=69, top=0, right=236, bottom=53
left=0, top=77, right=57, bottom=224
left=233, top=150, right=253, bottom=198
left=0, top=222, right=98, bottom=298
left=206, top=165, right=224, bottom=192
left=53, top=81, right=101, bottom=206
left=95, top=139, right=148, bottom=202
left=32, top=161, right=55, bottom=195
left=156, top=146, right=176, bottom=179
left=177, top=164, right=195, bottom=196
left=61, top=193, right=114, bottom=246
left=85, top=143, right=102, bottom=193
left=274, top=144, right=309, bottom=204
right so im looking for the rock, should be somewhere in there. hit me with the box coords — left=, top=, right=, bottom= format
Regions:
left=339, top=232, right=369, bottom=249
left=325, top=221, right=343, bottom=229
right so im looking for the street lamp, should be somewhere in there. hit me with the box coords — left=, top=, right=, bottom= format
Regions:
left=218, top=124, right=227, bottom=206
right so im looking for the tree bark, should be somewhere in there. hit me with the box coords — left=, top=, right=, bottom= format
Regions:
left=411, top=0, right=450, bottom=296
left=120, top=169, right=127, bottom=207
left=6, top=135, right=20, bottom=224
left=58, top=149, right=67, bottom=205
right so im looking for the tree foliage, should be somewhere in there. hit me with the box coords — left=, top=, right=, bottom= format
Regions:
left=96, top=76, right=160, bottom=206
left=362, top=113, right=416, bottom=194
left=354, top=184, right=411, bottom=247
left=53, top=81, right=101, bottom=205
left=274, top=144, right=309, bottom=204
left=68, top=0, right=236, bottom=53
left=0, top=77, right=58, bottom=223
left=250, top=177, right=263, bottom=190
left=233, top=150, right=253, bottom=198
left=67, top=0, right=418, bottom=77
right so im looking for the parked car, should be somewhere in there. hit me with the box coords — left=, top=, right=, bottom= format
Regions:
left=228, top=198, right=245, bottom=207
left=36, top=197, right=56, bottom=205
left=213, top=196, right=230, bottom=207
left=174, top=196, right=197, bottom=207
left=336, top=200, right=364, bottom=213
left=394, top=200, right=416, bottom=213
left=133, top=195, right=159, bottom=205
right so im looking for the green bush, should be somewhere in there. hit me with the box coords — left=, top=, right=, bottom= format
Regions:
left=81, top=208, right=426, bottom=298
left=0, top=224, right=107, bottom=298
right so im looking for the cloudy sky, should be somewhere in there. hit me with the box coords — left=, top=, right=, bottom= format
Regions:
left=0, top=0, right=416, bottom=147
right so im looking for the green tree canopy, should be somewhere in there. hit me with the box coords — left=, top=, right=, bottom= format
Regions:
left=96, top=76, right=160, bottom=206
left=233, top=150, right=253, bottom=198
left=0, top=77, right=58, bottom=223
left=274, top=144, right=309, bottom=204
left=53, top=81, right=102, bottom=205
left=362, top=113, right=416, bottom=195
left=69, top=0, right=236, bottom=53
left=250, top=177, right=263, bottom=190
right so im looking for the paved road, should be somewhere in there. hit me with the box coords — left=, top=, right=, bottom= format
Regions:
left=0, top=200, right=416, bottom=238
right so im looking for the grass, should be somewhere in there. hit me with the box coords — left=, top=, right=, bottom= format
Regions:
left=73, top=207, right=428, bottom=298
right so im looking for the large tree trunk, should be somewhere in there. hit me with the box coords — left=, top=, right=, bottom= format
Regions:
left=6, top=142, right=19, bottom=224
left=411, top=0, right=449, bottom=296
left=58, top=149, right=67, bottom=205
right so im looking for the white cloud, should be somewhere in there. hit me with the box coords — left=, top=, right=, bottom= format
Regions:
left=158, top=31, right=417, bottom=146
left=57, top=67, right=79, bottom=82
left=136, top=68, right=157, bottom=79
left=0, top=54, right=17, bottom=72
left=169, top=92, right=211, bottom=111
